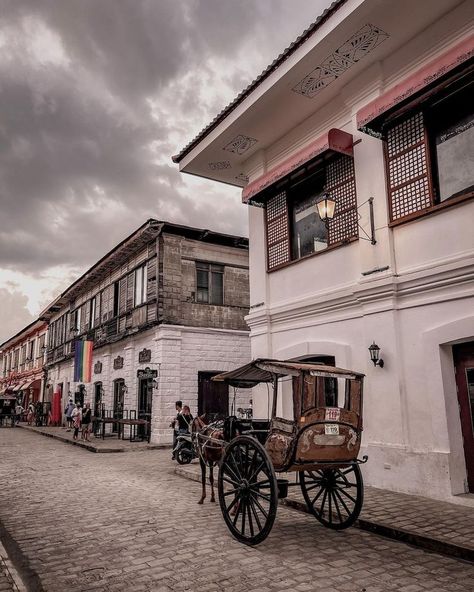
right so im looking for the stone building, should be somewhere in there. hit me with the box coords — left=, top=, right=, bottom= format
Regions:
left=42, top=219, right=250, bottom=443
left=174, top=0, right=474, bottom=502
left=0, top=319, right=48, bottom=407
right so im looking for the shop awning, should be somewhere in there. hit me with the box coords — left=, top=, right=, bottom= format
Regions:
left=21, top=379, right=41, bottom=391
left=242, top=129, right=354, bottom=204
left=357, top=35, right=474, bottom=137
left=12, top=383, right=26, bottom=392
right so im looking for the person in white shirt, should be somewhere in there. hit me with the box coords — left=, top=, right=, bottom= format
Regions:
left=71, top=403, right=82, bottom=441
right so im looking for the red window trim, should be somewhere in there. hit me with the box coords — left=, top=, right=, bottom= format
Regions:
left=357, top=35, right=474, bottom=136
left=388, top=191, right=474, bottom=228
left=266, top=237, right=358, bottom=273
left=243, top=129, right=353, bottom=204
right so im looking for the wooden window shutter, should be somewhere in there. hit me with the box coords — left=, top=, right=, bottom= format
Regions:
left=126, top=272, right=135, bottom=310
left=147, top=257, right=157, bottom=301
left=118, top=278, right=127, bottom=315
left=265, top=190, right=290, bottom=270
left=326, top=155, right=358, bottom=245
left=101, top=286, right=111, bottom=323
left=84, top=302, right=90, bottom=331
left=80, top=304, right=88, bottom=333
left=385, top=111, right=434, bottom=221
left=94, top=295, right=101, bottom=326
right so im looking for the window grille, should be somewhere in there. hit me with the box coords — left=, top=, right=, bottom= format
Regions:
left=326, top=155, right=358, bottom=245
left=385, top=111, right=433, bottom=221
left=265, top=191, right=290, bottom=270
left=264, top=154, right=358, bottom=271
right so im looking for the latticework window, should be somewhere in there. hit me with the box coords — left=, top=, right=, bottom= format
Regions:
left=326, top=155, right=358, bottom=245
left=265, top=191, right=290, bottom=270
left=385, top=111, right=433, bottom=221
left=264, top=153, right=358, bottom=271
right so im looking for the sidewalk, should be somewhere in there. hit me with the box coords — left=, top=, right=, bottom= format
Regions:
left=16, top=424, right=168, bottom=453
left=175, top=461, right=474, bottom=563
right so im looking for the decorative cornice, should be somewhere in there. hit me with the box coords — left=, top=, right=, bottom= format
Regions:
left=246, top=257, right=474, bottom=332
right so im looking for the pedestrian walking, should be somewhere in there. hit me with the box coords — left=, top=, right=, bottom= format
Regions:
left=71, top=403, right=82, bottom=441
left=64, top=398, right=74, bottom=431
left=26, top=402, right=35, bottom=426
left=15, top=402, right=24, bottom=424
left=81, top=402, right=92, bottom=441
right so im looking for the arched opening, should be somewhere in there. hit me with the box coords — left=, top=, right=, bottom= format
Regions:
left=113, top=378, right=125, bottom=432
left=452, top=341, right=474, bottom=492
left=75, top=384, right=86, bottom=407
left=94, top=381, right=103, bottom=418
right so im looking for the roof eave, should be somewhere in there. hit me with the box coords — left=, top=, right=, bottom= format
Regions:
left=172, top=0, right=349, bottom=164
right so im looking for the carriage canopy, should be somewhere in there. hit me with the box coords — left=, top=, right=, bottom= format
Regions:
left=212, top=358, right=364, bottom=387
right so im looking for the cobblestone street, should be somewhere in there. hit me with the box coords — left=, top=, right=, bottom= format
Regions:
left=0, top=430, right=472, bottom=592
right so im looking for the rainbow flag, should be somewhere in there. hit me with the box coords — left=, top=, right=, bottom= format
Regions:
left=74, top=340, right=93, bottom=382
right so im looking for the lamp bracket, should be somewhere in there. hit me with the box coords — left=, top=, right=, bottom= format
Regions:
left=356, top=197, right=376, bottom=245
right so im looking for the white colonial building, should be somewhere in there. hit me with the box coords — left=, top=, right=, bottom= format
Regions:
left=42, top=220, right=250, bottom=443
left=174, top=0, right=474, bottom=502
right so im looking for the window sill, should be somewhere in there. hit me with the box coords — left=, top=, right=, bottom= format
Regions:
left=267, top=236, right=358, bottom=273
left=389, top=191, right=474, bottom=228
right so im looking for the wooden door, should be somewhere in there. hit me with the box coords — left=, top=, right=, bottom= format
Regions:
left=94, top=382, right=102, bottom=417
left=453, top=342, right=474, bottom=492
left=138, top=378, right=152, bottom=437
left=113, top=380, right=124, bottom=432
left=198, top=372, right=229, bottom=422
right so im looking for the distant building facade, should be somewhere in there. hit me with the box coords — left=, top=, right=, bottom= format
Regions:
left=174, top=0, right=474, bottom=502
left=42, top=220, right=250, bottom=443
left=0, top=320, right=48, bottom=407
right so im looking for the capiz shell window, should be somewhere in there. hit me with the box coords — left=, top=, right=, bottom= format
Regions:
left=385, top=74, right=473, bottom=222
left=265, top=154, right=358, bottom=271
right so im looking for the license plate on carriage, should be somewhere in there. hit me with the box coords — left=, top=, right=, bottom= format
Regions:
left=325, top=424, right=340, bottom=435
left=325, top=408, right=340, bottom=421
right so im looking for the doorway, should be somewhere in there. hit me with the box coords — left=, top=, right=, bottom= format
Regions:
left=75, top=385, right=86, bottom=407
left=94, top=382, right=103, bottom=418
left=198, top=372, right=229, bottom=422
left=137, top=378, right=153, bottom=438
left=453, top=342, right=474, bottom=492
left=113, top=379, right=125, bottom=432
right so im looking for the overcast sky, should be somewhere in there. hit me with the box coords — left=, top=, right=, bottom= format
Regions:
left=0, top=0, right=330, bottom=344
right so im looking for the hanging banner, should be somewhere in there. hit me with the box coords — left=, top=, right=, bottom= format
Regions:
left=74, top=340, right=93, bottom=383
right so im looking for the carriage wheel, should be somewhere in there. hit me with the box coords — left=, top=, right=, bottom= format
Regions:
left=218, top=435, right=277, bottom=545
left=300, top=464, right=363, bottom=530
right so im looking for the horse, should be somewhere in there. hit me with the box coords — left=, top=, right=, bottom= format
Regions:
left=192, top=415, right=225, bottom=504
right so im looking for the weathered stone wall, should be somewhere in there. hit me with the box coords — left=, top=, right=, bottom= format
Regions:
left=159, top=234, right=249, bottom=330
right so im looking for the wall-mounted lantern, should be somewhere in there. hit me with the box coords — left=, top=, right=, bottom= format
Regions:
left=368, top=342, right=384, bottom=368
left=316, top=193, right=377, bottom=245
left=316, top=193, right=336, bottom=224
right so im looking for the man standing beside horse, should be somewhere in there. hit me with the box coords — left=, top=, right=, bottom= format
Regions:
left=170, top=400, right=183, bottom=460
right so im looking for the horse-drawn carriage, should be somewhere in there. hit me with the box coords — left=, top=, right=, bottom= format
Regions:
left=196, top=359, right=367, bottom=545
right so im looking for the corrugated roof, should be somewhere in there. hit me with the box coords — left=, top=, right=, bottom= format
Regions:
left=172, top=0, right=348, bottom=164
left=39, top=219, right=249, bottom=320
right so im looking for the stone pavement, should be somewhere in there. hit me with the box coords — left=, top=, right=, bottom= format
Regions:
left=0, top=429, right=473, bottom=592
left=16, top=424, right=165, bottom=453
left=0, top=558, right=16, bottom=592
left=176, top=462, right=474, bottom=562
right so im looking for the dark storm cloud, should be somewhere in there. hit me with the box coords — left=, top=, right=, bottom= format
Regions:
left=0, top=288, right=34, bottom=345
left=0, top=0, right=328, bottom=275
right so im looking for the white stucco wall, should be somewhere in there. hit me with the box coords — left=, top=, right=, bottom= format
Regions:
left=241, top=13, right=474, bottom=503
left=47, top=325, right=251, bottom=444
